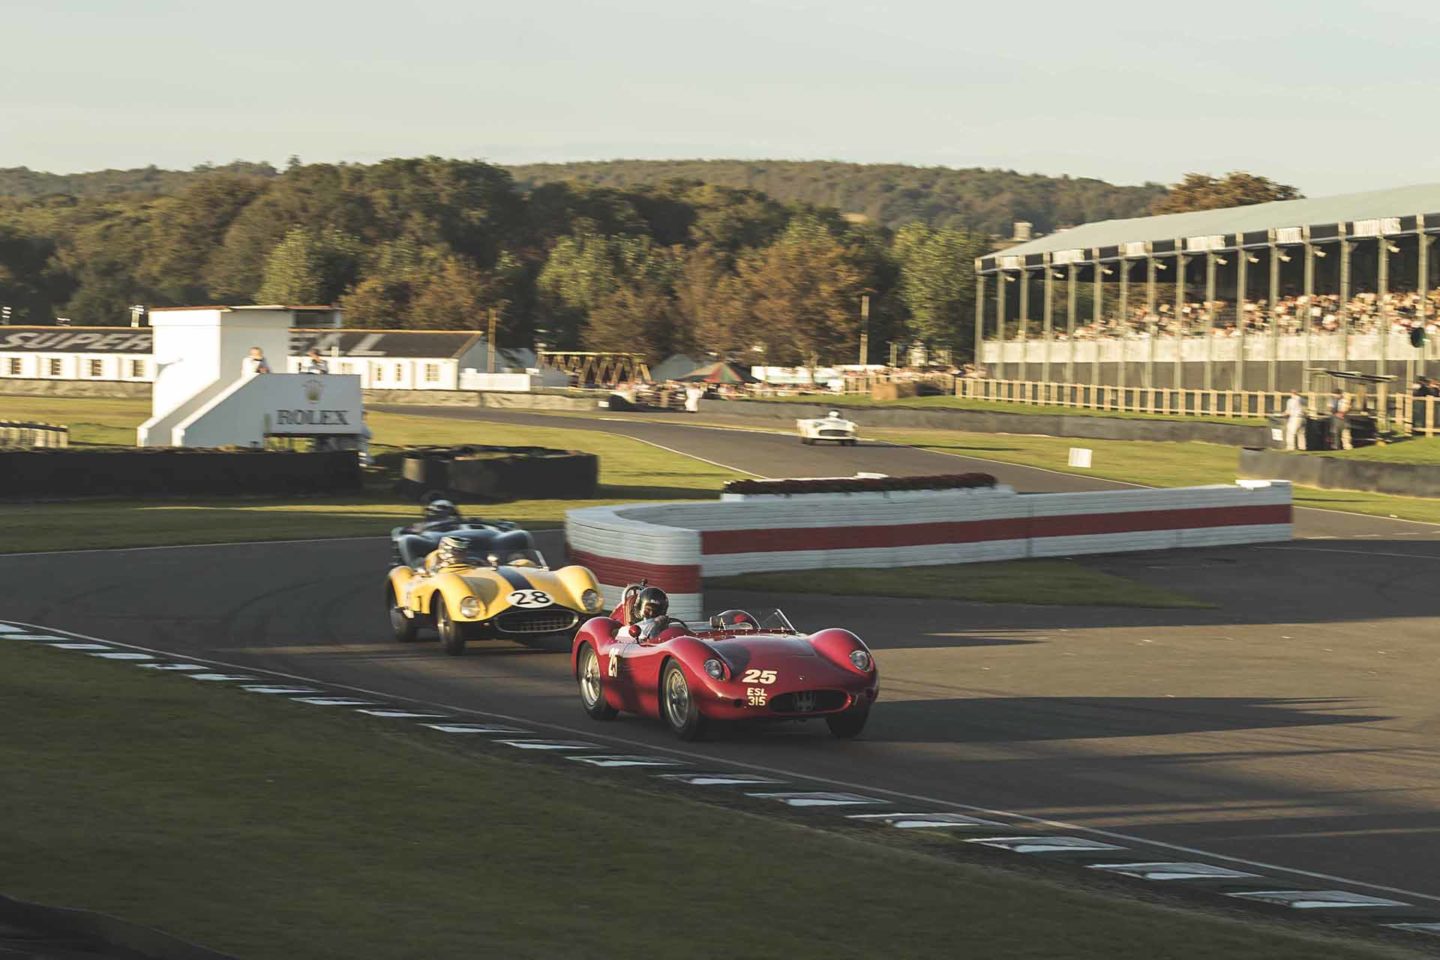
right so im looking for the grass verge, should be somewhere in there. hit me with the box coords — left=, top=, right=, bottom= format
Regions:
left=708, top=559, right=1211, bottom=608
left=0, top=638, right=1412, bottom=960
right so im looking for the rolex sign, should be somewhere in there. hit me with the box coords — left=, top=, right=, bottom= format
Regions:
left=264, top=373, right=364, bottom=435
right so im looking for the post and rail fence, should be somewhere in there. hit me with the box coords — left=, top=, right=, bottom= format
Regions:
left=0, top=421, right=69, bottom=448
left=956, top=378, right=1440, bottom=437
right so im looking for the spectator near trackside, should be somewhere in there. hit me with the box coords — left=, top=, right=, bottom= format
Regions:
left=242, top=346, right=271, bottom=376
left=1328, top=389, right=1351, bottom=450
left=303, top=348, right=329, bottom=374
left=1283, top=389, right=1305, bottom=450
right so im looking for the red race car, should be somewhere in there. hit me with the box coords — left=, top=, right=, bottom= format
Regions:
left=571, top=584, right=879, bottom=740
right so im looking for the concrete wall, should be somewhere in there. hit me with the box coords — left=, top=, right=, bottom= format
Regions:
left=704, top=399, right=1268, bottom=446
left=566, top=481, right=1294, bottom=619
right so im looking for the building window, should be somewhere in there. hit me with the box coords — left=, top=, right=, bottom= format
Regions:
left=394, top=363, right=404, bottom=382
left=88, top=359, right=104, bottom=378
left=340, top=362, right=353, bottom=374
left=130, top=359, right=145, bottom=378
left=424, top=363, right=440, bottom=383
left=47, top=358, right=62, bottom=377
left=6, top=358, right=19, bottom=376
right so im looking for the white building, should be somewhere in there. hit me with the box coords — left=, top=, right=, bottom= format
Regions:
left=0, top=319, right=538, bottom=391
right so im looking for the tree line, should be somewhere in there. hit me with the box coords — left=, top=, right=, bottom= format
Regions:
left=0, top=158, right=989, bottom=365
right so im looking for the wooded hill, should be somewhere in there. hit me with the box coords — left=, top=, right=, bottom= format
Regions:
left=509, top=160, right=1166, bottom=236
left=0, top=159, right=1165, bottom=238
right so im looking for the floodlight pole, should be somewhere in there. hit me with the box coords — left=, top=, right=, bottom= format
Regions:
left=1268, top=238, right=1281, bottom=393
left=1378, top=236, right=1390, bottom=381
left=995, top=272, right=1007, bottom=381
left=973, top=274, right=986, bottom=372
left=487, top=307, right=498, bottom=374
left=1092, top=259, right=1103, bottom=387
left=1017, top=273, right=1029, bottom=381
left=1420, top=218, right=1432, bottom=381
left=858, top=294, right=869, bottom=366
left=1145, top=253, right=1158, bottom=389
left=1302, top=231, right=1316, bottom=381
left=1066, top=264, right=1078, bottom=383
left=1174, top=248, right=1187, bottom=390
left=1042, top=259, right=1054, bottom=383
left=1339, top=224, right=1352, bottom=371
left=1117, top=258, right=1128, bottom=397
left=1204, top=250, right=1217, bottom=390
left=1235, top=246, right=1248, bottom=391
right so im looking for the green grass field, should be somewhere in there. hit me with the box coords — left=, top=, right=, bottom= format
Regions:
left=0, top=639, right=1415, bottom=960
left=709, top=560, right=1210, bottom=608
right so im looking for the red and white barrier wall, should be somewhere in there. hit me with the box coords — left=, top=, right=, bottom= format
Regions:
left=565, top=482, right=1292, bottom=620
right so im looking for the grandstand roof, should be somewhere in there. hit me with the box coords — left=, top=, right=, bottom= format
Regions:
left=984, top=181, right=1440, bottom=270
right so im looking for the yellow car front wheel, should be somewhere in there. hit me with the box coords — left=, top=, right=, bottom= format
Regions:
left=388, top=585, right=419, bottom=644
left=435, top=597, right=466, bottom=656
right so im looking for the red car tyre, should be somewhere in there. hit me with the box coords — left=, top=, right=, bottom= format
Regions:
left=661, top=661, right=707, bottom=741
left=577, top=643, right=617, bottom=721
left=826, top=705, right=870, bottom=739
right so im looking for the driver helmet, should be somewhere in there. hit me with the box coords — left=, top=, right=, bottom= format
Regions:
left=425, top=499, right=460, bottom=522
left=633, top=586, right=669, bottom=621
left=436, top=535, right=471, bottom=567
left=827, top=409, right=841, bottom=418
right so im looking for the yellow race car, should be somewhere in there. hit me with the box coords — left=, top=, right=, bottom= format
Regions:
left=387, top=525, right=604, bottom=655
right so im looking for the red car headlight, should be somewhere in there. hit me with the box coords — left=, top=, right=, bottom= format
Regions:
left=704, top=659, right=726, bottom=680
left=848, top=649, right=872, bottom=672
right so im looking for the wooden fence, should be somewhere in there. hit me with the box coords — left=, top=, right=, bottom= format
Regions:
left=0, top=421, right=69, bottom=448
left=956, top=378, right=1440, bottom=437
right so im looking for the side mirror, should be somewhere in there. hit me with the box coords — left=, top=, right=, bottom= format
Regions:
left=627, top=624, right=641, bottom=639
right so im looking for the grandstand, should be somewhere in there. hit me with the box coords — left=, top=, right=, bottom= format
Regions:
left=974, top=183, right=1440, bottom=392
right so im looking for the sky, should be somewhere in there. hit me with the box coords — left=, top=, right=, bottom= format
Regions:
left=4, top=0, right=1438, bottom=195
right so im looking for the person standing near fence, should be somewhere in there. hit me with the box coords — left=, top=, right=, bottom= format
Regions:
left=1284, top=389, right=1306, bottom=450
left=1328, top=389, right=1351, bottom=450
left=303, top=348, right=329, bottom=374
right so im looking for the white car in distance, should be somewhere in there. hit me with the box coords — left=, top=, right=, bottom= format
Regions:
left=797, top=410, right=859, bottom=445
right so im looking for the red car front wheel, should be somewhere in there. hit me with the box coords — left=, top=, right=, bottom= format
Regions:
left=577, top=644, right=617, bottom=721
left=661, top=661, right=707, bottom=741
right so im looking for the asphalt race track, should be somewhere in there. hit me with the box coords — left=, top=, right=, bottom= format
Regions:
left=7, top=409, right=1440, bottom=914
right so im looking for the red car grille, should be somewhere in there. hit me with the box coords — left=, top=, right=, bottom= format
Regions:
left=769, top=690, right=849, bottom=714
left=496, top=609, right=579, bottom=635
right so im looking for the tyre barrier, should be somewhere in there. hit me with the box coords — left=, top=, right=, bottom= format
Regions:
left=566, top=481, right=1293, bottom=620
left=400, top=445, right=599, bottom=502
left=0, top=448, right=360, bottom=498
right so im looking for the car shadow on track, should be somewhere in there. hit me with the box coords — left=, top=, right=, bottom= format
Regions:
left=861, top=696, right=1387, bottom=744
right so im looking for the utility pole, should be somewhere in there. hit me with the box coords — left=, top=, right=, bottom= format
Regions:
left=487, top=307, right=498, bottom=375
left=858, top=294, right=870, bottom=366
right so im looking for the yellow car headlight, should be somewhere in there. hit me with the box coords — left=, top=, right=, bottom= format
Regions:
left=459, top=596, right=482, bottom=619
left=581, top=588, right=602, bottom=613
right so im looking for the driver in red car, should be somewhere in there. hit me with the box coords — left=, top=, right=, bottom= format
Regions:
left=613, top=587, right=685, bottom=639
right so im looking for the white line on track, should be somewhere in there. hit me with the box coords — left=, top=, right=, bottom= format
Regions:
left=9, top=616, right=1440, bottom=908
left=1260, top=545, right=1440, bottom=562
